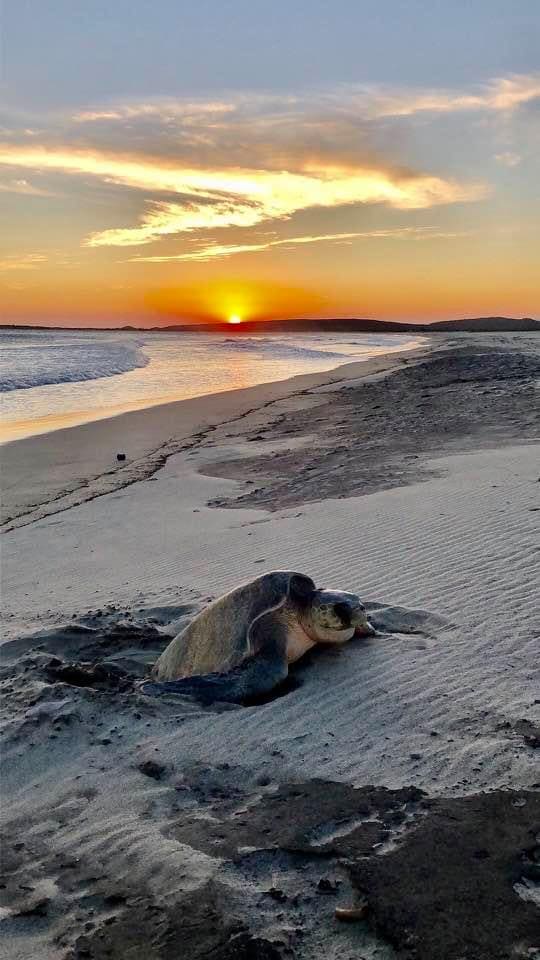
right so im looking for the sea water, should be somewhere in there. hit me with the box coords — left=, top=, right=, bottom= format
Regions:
left=0, top=328, right=420, bottom=441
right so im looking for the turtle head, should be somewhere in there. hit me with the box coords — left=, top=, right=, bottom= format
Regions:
left=305, top=588, right=375, bottom=644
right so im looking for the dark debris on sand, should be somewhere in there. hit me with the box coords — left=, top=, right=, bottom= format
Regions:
left=349, top=790, right=540, bottom=960
left=68, top=885, right=284, bottom=960
left=2, top=717, right=539, bottom=960
left=63, top=779, right=538, bottom=960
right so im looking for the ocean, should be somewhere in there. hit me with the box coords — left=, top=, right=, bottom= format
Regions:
left=0, top=328, right=421, bottom=441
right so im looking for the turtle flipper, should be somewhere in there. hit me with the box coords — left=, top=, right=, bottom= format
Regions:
left=140, top=654, right=288, bottom=705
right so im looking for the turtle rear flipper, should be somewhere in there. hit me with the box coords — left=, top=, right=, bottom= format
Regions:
left=140, top=653, right=288, bottom=704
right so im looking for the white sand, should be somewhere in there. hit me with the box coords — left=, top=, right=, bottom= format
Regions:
left=2, top=334, right=539, bottom=960
left=2, top=432, right=538, bottom=795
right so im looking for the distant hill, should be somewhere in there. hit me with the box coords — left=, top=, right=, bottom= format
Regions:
left=159, top=316, right=539, bottom=334
left=423, top=317, right=539, bottom=332
left=159, top=318, right=416, bottom=334
left=1, top=316, right=538, bottom=333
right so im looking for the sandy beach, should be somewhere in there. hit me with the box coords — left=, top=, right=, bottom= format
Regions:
left=1, top=333, right=539, bottom=960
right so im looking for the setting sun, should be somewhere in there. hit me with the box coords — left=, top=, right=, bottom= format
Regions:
left=228, top=315, right=242, bottom=324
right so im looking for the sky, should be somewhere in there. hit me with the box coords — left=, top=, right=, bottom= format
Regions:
left=0, top=0, right=539, bottom=326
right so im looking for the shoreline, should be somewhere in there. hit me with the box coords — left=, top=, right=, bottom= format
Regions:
left=1, top=335, right=430, bottom=530
left=0, top=332, right=423, bottom=445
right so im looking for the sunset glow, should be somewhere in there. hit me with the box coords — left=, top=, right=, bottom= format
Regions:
left=0, top=4, right=538, bottom=327
left=1, top=16, right=537, bottom=946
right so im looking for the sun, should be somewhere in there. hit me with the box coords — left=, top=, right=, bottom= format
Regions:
left=228, top=314, right=242, bottom=324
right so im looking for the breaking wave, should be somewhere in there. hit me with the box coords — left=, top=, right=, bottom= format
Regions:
left=0, top=332, right=149, bottom=392
left=219, top=336, right=348, bottom=361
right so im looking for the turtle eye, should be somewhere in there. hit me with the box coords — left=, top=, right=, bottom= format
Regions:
left=334, top=602, right=351, bottom=625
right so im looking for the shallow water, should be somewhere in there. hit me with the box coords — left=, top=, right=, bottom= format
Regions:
left=0, top=328, right=421, bottom=441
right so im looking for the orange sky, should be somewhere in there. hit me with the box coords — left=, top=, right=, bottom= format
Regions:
left=3, top=228, right=537, bottom=326
left=1, top=6, right=539, bottom=326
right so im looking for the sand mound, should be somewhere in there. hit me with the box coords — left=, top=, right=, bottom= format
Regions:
left=1, top=597, right=446, bottom=706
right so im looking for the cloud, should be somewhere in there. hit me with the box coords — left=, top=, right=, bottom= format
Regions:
left=85, top=198, right=266, bottom=246
left=482, top=74, right=540, bottom=111
left=5, top=76, right=532, bottom=250
left=69, top=75, right=540, bottom=129
left=356, top=73, right=540, bottom=117
left=494, top=151, right=521, bottom=167
left=0, top=177, right=53, bottom=196
left=72, top=111, right=124, bottom=122
left=147, top=241, right=269, bottom=261
left=0, top=254, right=47, bottom=271
left=48, top=76, right=539, bottom=179
left=0, top=145, right=488, bottom=247
left=72, top=101, right=236, bottom=123
left=129, top=227, right=470, bottom=262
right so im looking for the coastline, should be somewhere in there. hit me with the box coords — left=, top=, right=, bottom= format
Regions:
left=1, top=335, right=429, bottom=530
left=0, top=331, right=423, bottom=445
left=1, top=331, right=539, bottom=960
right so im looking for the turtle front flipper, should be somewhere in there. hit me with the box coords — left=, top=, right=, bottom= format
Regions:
left=140, top=653, right=288, bottom=705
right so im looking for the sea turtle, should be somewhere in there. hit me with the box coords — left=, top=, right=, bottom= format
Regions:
left=140, top=571, right=375, bottom=704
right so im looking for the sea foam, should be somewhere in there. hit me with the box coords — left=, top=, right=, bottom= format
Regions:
left=0, top=331, right=149, bottom=392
